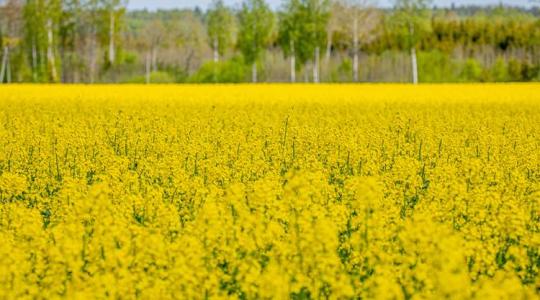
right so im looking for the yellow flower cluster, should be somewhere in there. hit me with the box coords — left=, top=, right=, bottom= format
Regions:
left=0, top=84, right=539, bottom=299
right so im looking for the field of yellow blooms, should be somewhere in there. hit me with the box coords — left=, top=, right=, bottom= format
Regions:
left=0, top=84, right=539, bottom=299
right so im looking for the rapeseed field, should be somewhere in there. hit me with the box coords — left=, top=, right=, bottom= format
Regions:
left=0, top=84, right=539, bottom=299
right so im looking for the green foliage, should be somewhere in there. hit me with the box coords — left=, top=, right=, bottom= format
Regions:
left=207, top=0, right=235, bottom=57
left=414, top=55, right=540, bottom=83
left=237, top=0, right=275, bottom=65
left=374, top=8, right=540, bottom=54
left=524, top=64, right=540, bottom=81
left=122, top=51, right=137, bottom=65
left=189, top=57, right=248, bottom=83
left=471, top=57, right=540, bottom=83
left=19, top=0, right=127, bottom=82
left=508, top=59, right=524, bottom=81
left=278, top=0, right=330, bottom=67
left=23, top=0, right=47, bottom=82
left=327, top=58, right=352, bottom=82
left=298, top=0, right=331, bottom=64
left=507, top=59, right=540, bottom=82
left=3, top=1, right=540, bottom=83
left=391, top=0, right=433, bottom=49
left=460, top=58, right=483, bottom=82
left=417, top=50, right=458, bottom=82
left=123, top=71, right=176, bottom=84
left=490, top=58, right=509, bottom=82
left=278, top=0, right=300, bottom=58
left=98, top=1, right=126, bottom=69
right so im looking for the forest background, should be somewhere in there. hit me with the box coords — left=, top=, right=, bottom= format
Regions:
left=1, top=0, right=540, bottom=84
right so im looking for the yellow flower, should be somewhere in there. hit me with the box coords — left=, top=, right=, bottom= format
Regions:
left=0, top=84, right=538, bottom=298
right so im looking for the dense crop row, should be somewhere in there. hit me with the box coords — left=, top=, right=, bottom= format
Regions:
left=0, top=85, right=539, bottom=298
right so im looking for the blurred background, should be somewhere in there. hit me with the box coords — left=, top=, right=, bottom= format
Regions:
left=1, top=0, right=539, bottom=84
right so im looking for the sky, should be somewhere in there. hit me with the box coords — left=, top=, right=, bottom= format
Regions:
left=127, top=0, right=535, bottom=10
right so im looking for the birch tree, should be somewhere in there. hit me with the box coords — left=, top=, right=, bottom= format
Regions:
left=101, top=0, right=125, bottom=68
left=45, top=0, right=61, bottom=82
left=142, top=19, right=166, bottom=82
left=23, top=0, right=43, bottom=81
left=59, top=0, right=77, bottom=82
left=237, top=0, right=274, bottom=83
left=174, top=11, right=206, bottom=77
left=0, top=27, right=7, bottom=83
left=207, top=0, right=234, bottom=64
left=59, top=0, right=88, bottom=83
left=278, top=0, right=302, bottom=82
left=279, top=0, right=330, bottom=83
left=23, top=0, right=60, bottom=82
left=0, top=20, right=8, bottom=83
left=83, top=0, right=102, bottom=83
left=324, top=1, right=343, bottom=67
left=0, top=0, right=22, bottom=83
left=303, top=0, right=331, bottom=83
left=393, top=0, right=432, bottom=84
left=344, top=0, right=379, bottom=82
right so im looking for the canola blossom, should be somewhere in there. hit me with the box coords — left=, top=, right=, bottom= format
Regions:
left=0, top=84, right=539, bottom=299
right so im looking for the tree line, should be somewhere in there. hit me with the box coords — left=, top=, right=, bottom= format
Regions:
left=1, top=0, right=539, bottom=84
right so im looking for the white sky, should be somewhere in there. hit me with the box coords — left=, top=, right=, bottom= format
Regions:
left=127, top=0, right=535, bottom=10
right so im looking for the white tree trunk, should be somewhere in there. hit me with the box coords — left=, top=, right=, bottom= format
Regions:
left=290, top=41, right=296, bottom=83
left=212, top=38, right=219, bottom=82
left=0, top=47, right=7, bottom=83
left=213, top=38, right=219, bottom=63
left=252, top=62, right=257, bottom=83
left=146, top=52, right=151, bottom=84
left=6, top=48, right=10, bottom=83
left=151, top=47, right=158, bottom=72
left=109, top=10, right=115, bottom=65
left=313, top=47, right=320, bottom=83
left=290, top=54, right=296, bottom=83
left=47, top=19, right=58, bottom=82
left=353, top=53, right=359, bottom=82
left=89, top=26, right=97, bottom=84
left=74, top=69, right=80, bottom=83
left=411, top=47, right=418, bottom=84
left=353, top=16, right=359, bottom=82
left=408, top=22, right=418, bottom=85
left=32, top=40, right=37, bottom=82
